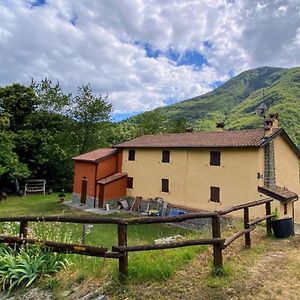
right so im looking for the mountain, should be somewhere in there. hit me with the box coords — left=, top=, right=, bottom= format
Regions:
left=156, top=66, right=300, bottom=147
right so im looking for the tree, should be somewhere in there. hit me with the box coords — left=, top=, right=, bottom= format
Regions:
left=32, top=78, right=70, bottom=114
left=68, top=84, right=113, bottom=153
left=0, top=115, right=29, bottom=181
left=0, top=84, right=37, bottom=132
left=133, top=109, right=167, bottom=135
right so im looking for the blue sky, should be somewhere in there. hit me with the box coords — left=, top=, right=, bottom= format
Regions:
left=0, top=1, right=299, bottom=121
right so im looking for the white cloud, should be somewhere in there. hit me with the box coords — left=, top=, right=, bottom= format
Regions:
left=0, top=0, right=299, bottom=115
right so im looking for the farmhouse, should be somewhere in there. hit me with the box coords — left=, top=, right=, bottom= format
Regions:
left=72, top=114, right=300, bottom=222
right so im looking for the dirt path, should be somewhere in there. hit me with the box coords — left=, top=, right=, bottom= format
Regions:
left=104, top=228, right=300, bottom=300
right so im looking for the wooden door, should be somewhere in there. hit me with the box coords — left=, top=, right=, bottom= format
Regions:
left=80, top=178, right=87, bottom=204
left=98, top=184, right=104, bottom=208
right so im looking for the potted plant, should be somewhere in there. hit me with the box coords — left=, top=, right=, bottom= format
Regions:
left=271, top=207, right=294, bottom=238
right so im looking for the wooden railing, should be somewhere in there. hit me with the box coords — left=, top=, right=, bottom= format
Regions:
left=0, top=198, right=275, bottom=280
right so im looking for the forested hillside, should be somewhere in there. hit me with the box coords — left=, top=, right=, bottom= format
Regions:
left=130, top=66, right=300, bottom=147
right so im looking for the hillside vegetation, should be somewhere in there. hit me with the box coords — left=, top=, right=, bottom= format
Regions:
left=142, top=66, right=300, bottom=147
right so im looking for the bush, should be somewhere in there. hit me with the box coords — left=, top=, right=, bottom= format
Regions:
left=0, top=244, right=69, bottom=293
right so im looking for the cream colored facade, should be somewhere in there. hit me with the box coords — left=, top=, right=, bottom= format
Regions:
left=274, top=135, right=300, bottom=221
left=123, top=147, right=264, bottom=218
left=122, top=135, right=300, bottom=220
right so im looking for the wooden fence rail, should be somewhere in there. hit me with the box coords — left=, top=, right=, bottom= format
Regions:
left=0, top=198, right=275, bottom=280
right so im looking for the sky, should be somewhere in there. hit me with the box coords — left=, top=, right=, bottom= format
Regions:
left=0, top=0, right=300, bottom=121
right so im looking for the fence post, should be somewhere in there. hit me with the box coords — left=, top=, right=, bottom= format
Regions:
left=118, top=224, right=128, bottom=281
left=211, top=215, right=223, bottom=273
left=244, top=207, right=251, bottom=247
left=19, top=220, right=28, bottom=238
left=265, top=201, right=272, bottom=236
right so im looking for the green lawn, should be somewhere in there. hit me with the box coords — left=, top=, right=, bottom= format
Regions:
left=0, top=193, right=208, bottom=286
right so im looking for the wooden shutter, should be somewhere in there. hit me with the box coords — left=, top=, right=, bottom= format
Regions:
left=161, top=178, right=169, bottom=192
left=128, top=150, right=135, bottom=161
left=127, top=177, right=133, bottom=189
left=210, top=151, right=221, bottom=166
left=162, top=150, right=170, bottom=163
left=210, top=186, right=220, bottom=202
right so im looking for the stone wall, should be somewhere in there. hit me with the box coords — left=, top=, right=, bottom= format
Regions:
left=264, top=141, right=276, bottom=187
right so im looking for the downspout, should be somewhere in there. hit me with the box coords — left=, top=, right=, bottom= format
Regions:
left=94, top=162, right=98, bottom=208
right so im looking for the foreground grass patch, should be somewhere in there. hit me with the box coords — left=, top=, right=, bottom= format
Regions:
left=127, top=245, right=207, bottom=281
left=0, top=194, right=210, bottom=283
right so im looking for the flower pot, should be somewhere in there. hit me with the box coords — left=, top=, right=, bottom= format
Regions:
left=271, top=217, right=294, bottom=238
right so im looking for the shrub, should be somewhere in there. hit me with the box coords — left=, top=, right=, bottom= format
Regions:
left=0, top=244, right=69, bottom=293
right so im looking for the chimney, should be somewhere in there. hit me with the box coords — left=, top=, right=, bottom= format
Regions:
left=269, top=113, right=279, bottom=128
left=264, top=113, right=279, bottom=137
left=216, top=122, right=225, bottom=132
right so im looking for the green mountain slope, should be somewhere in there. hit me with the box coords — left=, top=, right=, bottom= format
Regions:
left=226, top=67, right=300, bottom=146
left=156, top=66, right=300, bottom=147
left=124, top=66, right=300, bottom=148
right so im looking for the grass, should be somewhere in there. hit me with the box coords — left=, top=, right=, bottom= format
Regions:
left=0, top=193, right=209, bottom=294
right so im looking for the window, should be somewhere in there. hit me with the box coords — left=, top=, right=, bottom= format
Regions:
left=210, top=186, right=220, bottom=202
left=161, top=178, right=169, bottom=193
left=284, top=203, right=288, bottom=215
left=210, top=151, right=221, bottom=166
left=128, top=149, right=135, bottom=161
left=162, top=150, right=170, bottom=163
left=127, top=177, right=133, bottom=189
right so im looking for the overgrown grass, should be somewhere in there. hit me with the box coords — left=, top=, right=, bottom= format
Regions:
left=0, top=194, right=209, bottom=283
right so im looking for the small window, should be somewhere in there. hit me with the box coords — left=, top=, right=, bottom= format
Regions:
left=162, top=150, right=170, bottom=163
left=284, top=203, right=288, bottom=215
left=210, top=151, right=221, bottom=166
left=127, top=177, right=133, bottom=189
left=161, top=178, right=169, bottom=193
left=210, top=186, right=220, bottom=202
left=128, top=150, right=135, bottom=161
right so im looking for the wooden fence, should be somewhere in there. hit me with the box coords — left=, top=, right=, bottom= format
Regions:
left=0, top=198, right=275, bottom=280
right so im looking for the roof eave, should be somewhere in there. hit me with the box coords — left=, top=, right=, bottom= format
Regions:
left=260, top=128, right=300, bottom=158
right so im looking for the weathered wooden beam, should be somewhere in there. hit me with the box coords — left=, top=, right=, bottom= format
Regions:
left=218, top=198, right=273, bottom=216
left=211, top=216, right=223, bottom=271
left=247, top=214, right=275, bottom=227
left=112, top=238, right=225, bottom=252
left=0, top=215, right=127, bottom=225
left=244, top=207, right=251, bottom=248
left=265, top=202, right=272, bottom=236
left=0, top=235, right=109, bottom=257
left=124, top=211, right=219, bottom=225
left=118, top=224, right=128, bottom=281
left=19, top=221, right=28, bottom=238
left=222, top=226, right=255, bottom=249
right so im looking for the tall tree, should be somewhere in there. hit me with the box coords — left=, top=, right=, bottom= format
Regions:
left=32, top=78, right=70, bottom=114
left=133, top=110, right=167, bottom=135
left=68, top=84, right=113, bottom=154
left=0, top=114, right=29, bottom=181
left=0, top=84, right=37, bottom=132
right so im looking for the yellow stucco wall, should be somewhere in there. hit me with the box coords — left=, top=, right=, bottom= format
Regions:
left=122, top=147, right=267, bottom=218
left=274, top=135, right=300, bottom=221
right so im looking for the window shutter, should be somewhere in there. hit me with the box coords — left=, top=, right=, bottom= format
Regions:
left=210, top=151, right=221, bottom=166
left=128, top=150, right=135, bottom=161
left=127, top=177, right=133, bottom=189
left=210, top=186, right=220, bottom=202
left=161, top=178, right=169, bottom=192
left=162, top=150, right=170, bottom=163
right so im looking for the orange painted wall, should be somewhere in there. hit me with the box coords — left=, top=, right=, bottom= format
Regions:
left=117, top=151, right=123, bottom=172
left=73, top=161, right=96, bottom=197
left=103, top=177, right=127, bottom=200
left=97, top=156, right=118, bottom=180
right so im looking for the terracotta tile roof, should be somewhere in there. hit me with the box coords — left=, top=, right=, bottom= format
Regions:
left=97, top=173, right=127, bottom=185
left=73, top=148, right=117, bottom=163
left=114, top=129, right=272, bottom=148
left=258, top=185, right=298, bottom=201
